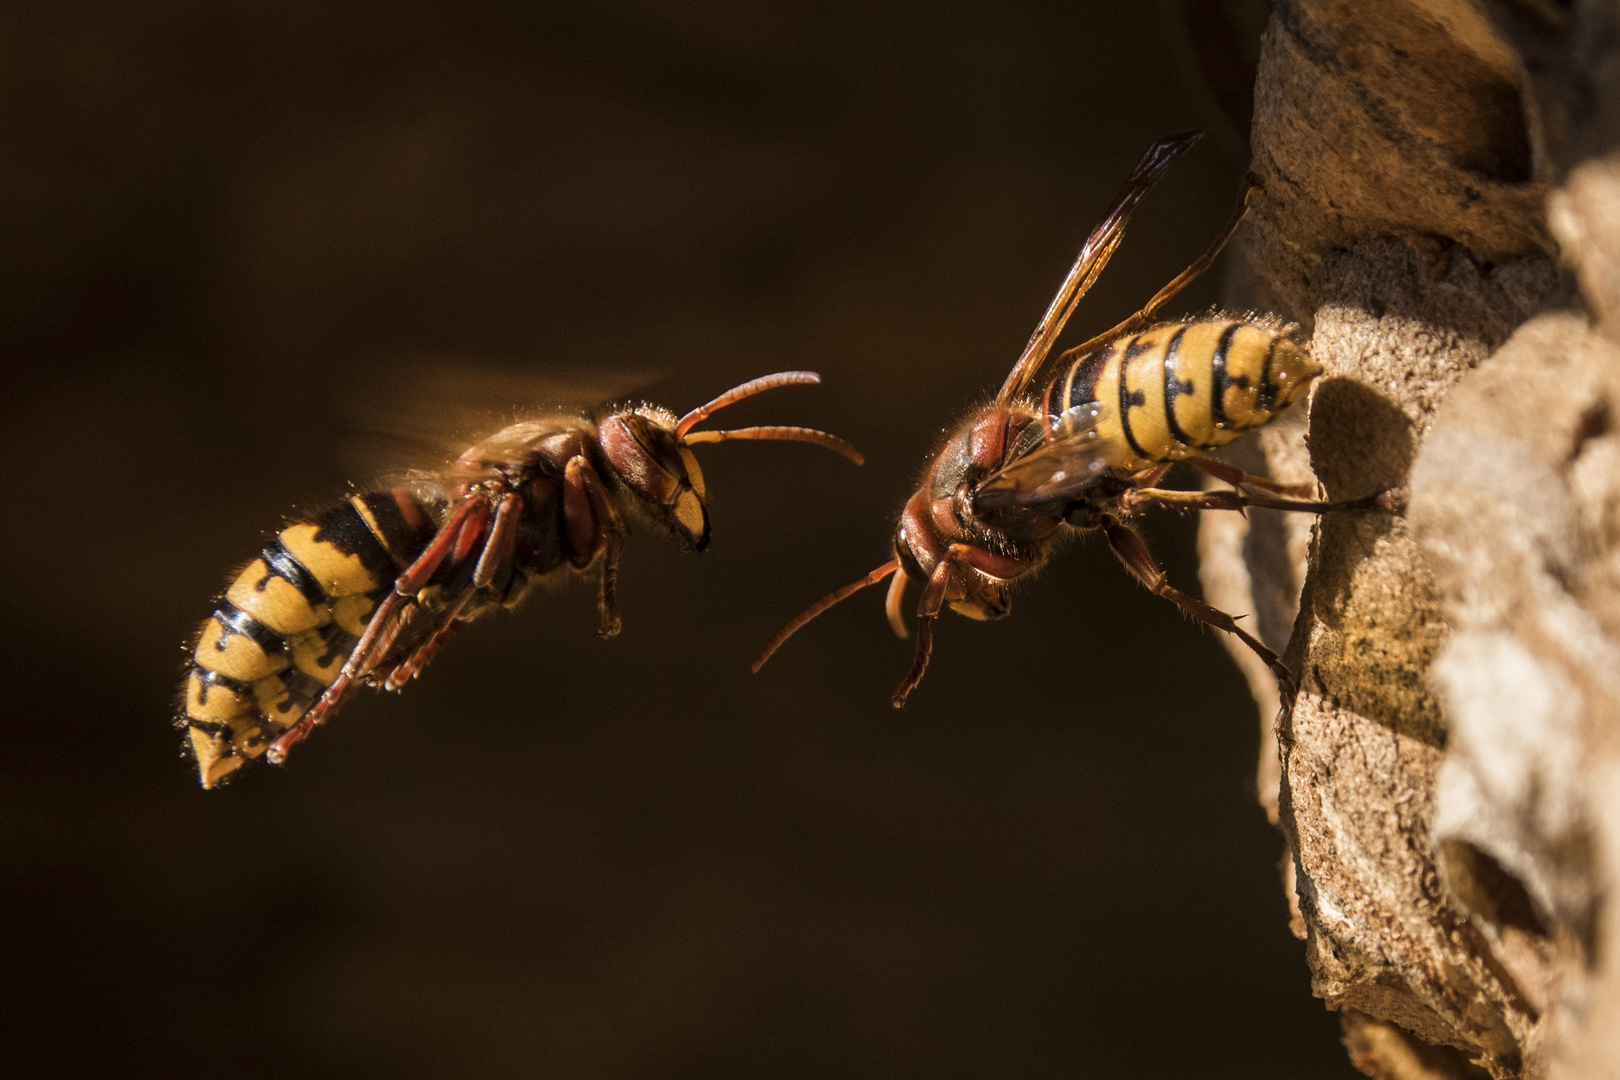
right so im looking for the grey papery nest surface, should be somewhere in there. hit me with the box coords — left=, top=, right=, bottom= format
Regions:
left=1195, top=3, right=1620, bottom=1077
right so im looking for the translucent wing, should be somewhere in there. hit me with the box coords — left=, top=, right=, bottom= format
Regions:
left=973, top=402, right=1126, bottom=510
left=337, top=358, right=658, bottom=480
left=994, top=131, right=1202, bottom=406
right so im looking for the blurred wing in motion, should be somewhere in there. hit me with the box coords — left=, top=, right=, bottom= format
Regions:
left=973, top=402, right=1125, bottom=510
left=994, top=131, right=1202, bottom=406
left=337, top=358, right=658, bottom=479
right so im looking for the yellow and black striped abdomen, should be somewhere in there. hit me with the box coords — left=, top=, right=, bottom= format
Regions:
left=1048, top=318, right=1321, bottom=472
left=180, top=489, right=437, bottom=788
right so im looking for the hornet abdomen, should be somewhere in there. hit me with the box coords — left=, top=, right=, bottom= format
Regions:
left=180, top=489, right=438, bottom=786
left=1045, top=317, right=1321, bottom=472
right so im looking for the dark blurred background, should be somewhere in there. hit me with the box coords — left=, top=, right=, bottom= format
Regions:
left=0, top=2, right=1358, bottom=1077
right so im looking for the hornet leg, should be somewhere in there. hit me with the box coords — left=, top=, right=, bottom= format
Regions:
left=1129, top=463, right=1173, bottom=488
left=564, top=456, right=628, bottom=638
left=384, top=592, right=475, bottom=691
left=1101, top=515, right=1296, bottom=704
left=385, top=493, right=526, bottom=691
left=266, top=494, right=495, bottom=765
left=1121, top=485, right=1393, bottom=515
left=892, top=543, right=1020, bottom=709
left=893, top=555, right=956, bottom=709
left=1189, top=456, right=1317, bottom=499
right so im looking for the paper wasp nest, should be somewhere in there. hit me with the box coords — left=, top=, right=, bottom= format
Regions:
left=1195, top=2, right=1620, bottom=1077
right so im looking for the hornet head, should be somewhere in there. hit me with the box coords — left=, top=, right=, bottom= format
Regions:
left=597, top=371, right=863, bottom=553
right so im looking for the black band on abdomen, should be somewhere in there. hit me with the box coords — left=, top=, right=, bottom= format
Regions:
left=1117, top=335, right=1149, bottom=459
left=213, top=600, right=287, bottom=655
left=310, top=501, right=397, bottom=581
left=1058, top=347, right=1111, bottom=412
left=193, top=666, right=251, bottom=698
left=1256, top=335, right=1281, bottom=414
left=1209, top=323, right=1242, bottom=428
left=1161, top=325, right=1195, bottom=447
left=355, top=490, right=436, bottom=566
left=261, top=540, right=329, bottom=606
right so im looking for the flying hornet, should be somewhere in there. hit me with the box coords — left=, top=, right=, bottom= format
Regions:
left=179, top=371, right=862, bottom=788
left=753, top=132, right=1392, bottom=708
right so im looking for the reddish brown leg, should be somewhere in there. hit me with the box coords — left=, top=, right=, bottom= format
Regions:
left=267, top=493, right=496, bottom=766
left=1189, top=456, right=1316, bottom=499
left=891, top=541, right=1037, bottom=707
left=1102, top=516, right=1296, bottom=701
left=564, top=456, right=628, bottom=638
left=892, top=617, right=935, bottom=710
left=266, top=592, right=406, bottom=764
left=891, top=554, right=956, bottom=708
left=387, top=495, right=524, bottom=691
left=448, top=500, right=491, bottom=564
left=562, top=458, right=600, bottom=568
left=893, top=546, right=971, bottom=708
left=394, top=496, right=489, bottom=595
left=1121, top=485, right=1390, bottom=515
left=265, top=708, right=325, bottom=767
left=1130, top=463, right=1173, bottom=488
left=385, top=592, right=476, bottom=690
left=472, top=494, right=522, bottom=589
left=356, top=600, right=415, bottom=679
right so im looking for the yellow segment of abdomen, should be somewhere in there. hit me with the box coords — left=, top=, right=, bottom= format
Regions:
left=184, top=670, right=254, bottom=724
left=192, top=615, right=290, bottom=682
left=279, top=522, right=383, bottom=597
left=1080, top=319, right=1322, bottom=471
left=225, top=559, right=328, bottom=635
